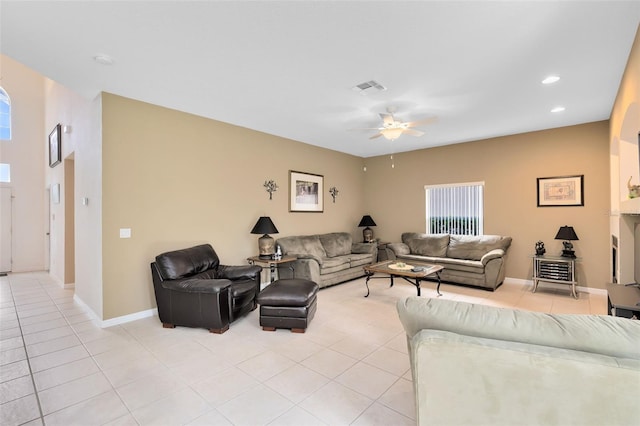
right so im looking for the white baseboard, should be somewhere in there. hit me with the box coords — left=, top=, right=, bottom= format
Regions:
left=100, top=308, right=157, bottom=328
left=72, top=293, right=157, bottom=328
left=505, top=276, right=607, bottom=296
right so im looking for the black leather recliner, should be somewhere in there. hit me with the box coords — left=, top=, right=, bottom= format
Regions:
left=150, top=244, right=261, bottom=334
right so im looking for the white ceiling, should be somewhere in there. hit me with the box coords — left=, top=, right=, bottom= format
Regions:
left=1, top=1, right=639, bottom=157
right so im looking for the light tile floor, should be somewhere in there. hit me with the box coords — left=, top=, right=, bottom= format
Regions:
left=1, top=272, right=607, bottom=426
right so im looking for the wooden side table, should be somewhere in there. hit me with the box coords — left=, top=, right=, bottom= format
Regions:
left=376, top=242, right=390, bottom=262
left=607, top=282, right=640, bottom=319
left=247, top=255, right=296, bottom=287
left=532, top=255, right=579, bottom=298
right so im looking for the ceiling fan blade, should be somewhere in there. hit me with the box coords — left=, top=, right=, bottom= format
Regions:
left=348, top=127, right=383, bottom=132
left=380, top=113, right=395, bottom=126
left=406, top=116, right=438, bottom=128
left=403, top=128, right=425, bottom=137
left=369, top=132, right=384, bottom=140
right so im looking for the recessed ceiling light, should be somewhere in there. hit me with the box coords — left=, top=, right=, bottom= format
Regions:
left=542, top=75, right=560, bottom=85
left=551, top=106, right=566, bottom=113
left=93, top=54, right=114, bottom=65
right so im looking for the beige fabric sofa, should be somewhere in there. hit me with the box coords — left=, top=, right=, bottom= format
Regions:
left=275, top=232, right=377, bottom=288
left=397, top=297, right=640, bottom=426
left=387, top=233, right=512, bottom=290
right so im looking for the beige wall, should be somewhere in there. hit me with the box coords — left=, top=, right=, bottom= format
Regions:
left=364, top=122, right=611, bottom=290
left=610, top=24, right=640, bottom=284
left=0, top=55, right=46, bottom=272
left=101, top=93, right=366, bottom=319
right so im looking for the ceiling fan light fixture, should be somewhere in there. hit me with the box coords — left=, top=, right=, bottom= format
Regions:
left=381, top=128, right=403, bottom=140
left=542, top=75, right=560, bottom=84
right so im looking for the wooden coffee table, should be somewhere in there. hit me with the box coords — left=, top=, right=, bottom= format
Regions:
left=363, top=260, right=444, bottom=297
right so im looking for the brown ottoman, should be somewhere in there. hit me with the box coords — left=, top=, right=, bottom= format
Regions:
left=256, top=278, right=318, bottom=333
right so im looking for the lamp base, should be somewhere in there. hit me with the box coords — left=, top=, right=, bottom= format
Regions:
left=258, top=234, right=275, bottom=259
left=363, top=227, right=374, bottom=243
left=561, top=250, right=576, bottom=258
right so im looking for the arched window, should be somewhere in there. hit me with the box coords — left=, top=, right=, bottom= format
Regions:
left=0, top=87, right=11, bottom=140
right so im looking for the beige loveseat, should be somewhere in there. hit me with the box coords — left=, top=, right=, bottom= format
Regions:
left=397, top=297, right=640, bottom=426
left=275, top=232, right=377, bottom=288
left=386, top=233, right=512, bottom=290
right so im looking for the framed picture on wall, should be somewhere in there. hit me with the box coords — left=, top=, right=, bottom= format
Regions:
left=537, top=175, right=584, bottom=207
left=289, top=170, right=324, bottom=212
left=49, top=124, right=61, bottom=168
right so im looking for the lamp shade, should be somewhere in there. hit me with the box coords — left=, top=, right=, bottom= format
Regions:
left=251, top=216, right=279, bottom=235
left=554, top=226, right=578, bottom=241
left=358, top=215, right=377, bottom=227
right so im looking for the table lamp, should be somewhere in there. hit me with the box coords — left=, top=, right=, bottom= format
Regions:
left=251, top=216, right=279, bottom=259
left=555, top=226, right=578, bottom=258
left=358, top=215, right=377, bottom=243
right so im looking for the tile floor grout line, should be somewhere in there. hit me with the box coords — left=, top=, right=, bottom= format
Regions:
left=7, top=277, right=46, bottom=426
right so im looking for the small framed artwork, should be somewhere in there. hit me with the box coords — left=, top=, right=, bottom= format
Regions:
left=537, top=175, right=584, bottom=207
left=289, top=170, right=324, bottom=212
left=49, top=124, right=62, bottom=168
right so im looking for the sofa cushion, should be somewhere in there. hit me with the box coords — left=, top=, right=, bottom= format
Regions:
left=155, top=244, right=220, bottom=280
left=320, top=255, right=351, bottom=274
left=447, top=235, right=511, bottom=260
left=407, top=234, right=450, bottom=257
left=319, top=232, right=352, bottom=257
left=402, top=232, right=430, bottom=245
left=277, top=235, right=327, bottom=260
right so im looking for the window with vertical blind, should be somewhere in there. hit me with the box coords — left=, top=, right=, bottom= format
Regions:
left=425, top=182, right=484, bottom=235
left=0, top=87, right=10, bottom=140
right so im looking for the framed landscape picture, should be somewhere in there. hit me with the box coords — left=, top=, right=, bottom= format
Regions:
left=49, top=124, right=61, bottom=168
left=537, top=175, right=584, bottom=207
left=289, top=170, right=324, bottom=212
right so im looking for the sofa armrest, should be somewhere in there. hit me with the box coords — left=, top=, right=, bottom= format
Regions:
left=351, top=242, right=376, bottom=254
left=388, top=242, right=410, bottom=256
left=480, top=249, right=505, bottom=266
left=161, top=278, right=232, bottom=293
left=217, top=264, right=262, bottom=280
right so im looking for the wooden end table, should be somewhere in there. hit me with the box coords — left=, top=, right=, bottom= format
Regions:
left=247, top=255, right=296, bottom=285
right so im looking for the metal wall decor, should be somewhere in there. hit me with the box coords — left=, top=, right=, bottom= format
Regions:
left=264, top=180, right=278, bottom=200
left=329, top=187, right=339, bottom=203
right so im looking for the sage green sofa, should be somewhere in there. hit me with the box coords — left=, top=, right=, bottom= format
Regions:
left=275, top=232, right=377, bottom=288
left=387, top=233, right=512, bottom=290
left=397, top=297, right=640, bottom=426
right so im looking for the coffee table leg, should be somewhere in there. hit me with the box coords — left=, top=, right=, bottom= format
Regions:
left=389, top=275, right=394, bottom=288
left=364, top=273, right=371, bottom=298
left=415, top=279, right=421, bottom=297
left=435, top=272, right=442, bottom=297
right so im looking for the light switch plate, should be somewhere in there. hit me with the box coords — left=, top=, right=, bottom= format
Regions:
left=119, top=228, right=131, bottom=238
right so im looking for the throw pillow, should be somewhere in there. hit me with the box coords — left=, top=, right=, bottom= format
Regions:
left=319, top=232, right=352, bottom=258
left=407, top=235, right=450, bottom=257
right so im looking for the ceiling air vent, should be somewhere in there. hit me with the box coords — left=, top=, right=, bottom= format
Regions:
left=352, top=80, right=386, bottom=95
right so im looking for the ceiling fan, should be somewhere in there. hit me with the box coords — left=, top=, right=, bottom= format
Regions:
left=353, top=107, right=437, bottom=141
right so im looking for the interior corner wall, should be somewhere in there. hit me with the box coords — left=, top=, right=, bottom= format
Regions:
left=363, top=121, right=610, bottom=290
left=0, top=55, right=46, bottom=272
left=101, top=93, right=365, bottom=320
left=610, top=23, right=640, bottom=284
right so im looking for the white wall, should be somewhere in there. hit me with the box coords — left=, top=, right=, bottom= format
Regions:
left=43, top=78, right=103, bottom=316
left=0, top=55, right=46, bottom=272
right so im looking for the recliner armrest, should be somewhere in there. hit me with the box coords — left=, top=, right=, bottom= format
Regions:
left=161, top=278, right=231, bottom=293
left=217, top=264, right=262, bottom=280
